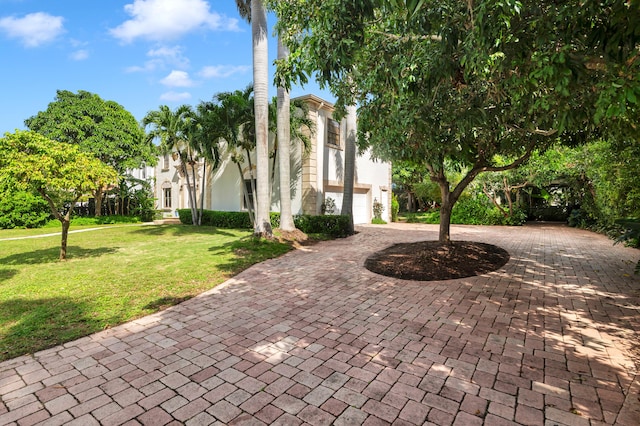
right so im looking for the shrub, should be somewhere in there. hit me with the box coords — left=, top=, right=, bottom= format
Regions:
left=0, top=190, right=51, bottom=229
left=178, top=209, right=352, bottom=237
left=451, top=195, right=526, bottom=226
left=321, top=197, right=336, bottom=215
left=294, top=214, right=351, bottom=237
left=43, top=215, right=143, bottom=227
left=177, top=209, right=253, bottom=228
left=373, top=198, right=384, bottom=221
left=614, top=218, right=640, bottom=275
left=391, top=194, right=399, bottom=222
left=371, top=217, right=387, bottom=224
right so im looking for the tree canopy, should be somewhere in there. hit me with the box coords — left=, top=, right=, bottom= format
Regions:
left=24, top=90, right=156, bottom=216
left=24, top=90, right=156, bottom=173
left=0, top=130, right=118, bottom=260
left=271, top=0, right=640, bottom=241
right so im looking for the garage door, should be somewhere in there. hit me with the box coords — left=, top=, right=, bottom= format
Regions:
left=324, top=191, right=370, bottom=224
left=352, top=192, right=370, bottom=224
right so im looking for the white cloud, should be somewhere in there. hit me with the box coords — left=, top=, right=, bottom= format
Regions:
left=0, top=12, right=64, bottom=47
left=160, top=70, right=194, bottom=87
left=110, top=0, right=239, bottom=43
left=126, top=60, right=163, bottom=73
left=148, top=45, right=190, bottom=68
left=126, top=45, right=189, bottom=73
left=199, top=65, right=250, bottom=79
left=160, top=91, right=192, bottom=102
left=70, top=49, right=89, bottom=61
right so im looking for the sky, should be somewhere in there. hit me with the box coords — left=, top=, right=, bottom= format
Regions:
left=0, top=0, right=334, bottom=136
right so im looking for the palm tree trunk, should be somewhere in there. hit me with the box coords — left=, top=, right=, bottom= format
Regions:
left=245, top=149, right=259, bottom=213
left=252, top=0, right=272, bottom=237
left=277, top=37, right=296, bottom=231
left=199, top=159, right=207, bottom=225
left=237, top=162, right=255, bottom=226
left=182, top=160, right=198, bottom=225
left=341, top=104, right=357, bottom=235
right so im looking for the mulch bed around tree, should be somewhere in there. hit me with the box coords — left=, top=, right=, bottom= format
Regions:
left=364, top=240, right=510, bottom=281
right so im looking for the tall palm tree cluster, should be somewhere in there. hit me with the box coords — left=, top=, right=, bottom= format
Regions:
left=144, top=0, right=300, bottom=238
left=142, top=85, right=313, bottom=231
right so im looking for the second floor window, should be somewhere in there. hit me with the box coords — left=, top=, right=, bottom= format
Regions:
left=327, top=118, right=340, bottom=147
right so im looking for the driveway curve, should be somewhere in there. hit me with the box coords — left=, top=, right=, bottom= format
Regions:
left=1, top=223, right=639, bottom=425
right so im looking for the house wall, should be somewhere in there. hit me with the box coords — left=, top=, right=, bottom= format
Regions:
left=150, top=94, right=391, bottom=224
left=300, top=95, right=392, bottom=224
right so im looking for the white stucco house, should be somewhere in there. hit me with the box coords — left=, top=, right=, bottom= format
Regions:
left=152, top=94, right=392, bottom=224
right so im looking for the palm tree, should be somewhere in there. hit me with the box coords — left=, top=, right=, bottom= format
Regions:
left=192, top=103, right=224, bottom=225
left=269, top=97, right=314, bottom=195
left=206, top=87, right=257, bottom=225
left=341, top=104, right=357, bottom=235
left=142, top=104, right=200, bottom=225
left=237, top=0, right=272, bottom=238
left=276, top=37, right=296, bottom=231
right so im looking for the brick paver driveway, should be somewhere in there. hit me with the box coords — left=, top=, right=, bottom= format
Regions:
left=1, top=223, right=639, bottom=425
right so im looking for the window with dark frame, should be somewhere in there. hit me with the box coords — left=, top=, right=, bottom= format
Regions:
left=162, top=153, right=170, bottom=170
left=242, top=179, right=256, bottom=210
left=163, top=188, right=172, bottom=208
left=327, top=118, right=340, bottom=147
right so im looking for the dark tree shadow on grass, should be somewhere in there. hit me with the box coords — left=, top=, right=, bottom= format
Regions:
left=0, top=246, right=118, bottom=265
left=208, top=237, right=292, bottom=275
left=0, top=297, right=97, bottom=361
left=0, top=269, right=18, bottom=282
left=143, top=295, right=194, bottom=310
left=132, top=224, right=238, bottom=238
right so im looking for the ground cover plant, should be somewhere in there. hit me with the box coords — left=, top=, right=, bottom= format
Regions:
left=0, top=224, right=291, bottom=361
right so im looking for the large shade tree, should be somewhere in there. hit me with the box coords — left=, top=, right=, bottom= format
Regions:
left=271, top=0, right=640, bottom=242
left=24, top=90, right=156, bottom=216
left=0, top=131, right=118, bottom=260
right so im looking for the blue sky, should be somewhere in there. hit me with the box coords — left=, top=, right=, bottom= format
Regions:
left=0, top=0, right=333, bottom=136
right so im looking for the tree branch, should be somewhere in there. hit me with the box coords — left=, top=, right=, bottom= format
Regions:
left=507, top=125, right=558, bottom=137
left=369, top=29, right=441, bottom=43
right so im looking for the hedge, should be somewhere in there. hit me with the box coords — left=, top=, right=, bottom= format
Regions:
left=177, top=209, right=351, bottom=237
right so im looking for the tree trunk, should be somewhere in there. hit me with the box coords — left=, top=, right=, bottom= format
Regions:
left=181, top=159, right=198, bottom=225
left=252, top=0, right=272, bottom=238
left=60, top=218, right=70, bottom=260
left=483, top=183, right=508, bottom=217
left=199, top=159, right=207, bottom=226
left=93, top=187, right=103, bottom=217
left=341, top=104, right=357, bottom=235
left=438, top=186, right=453, bottom=243
left=245, top=149, right=259, bottom=214
left=277, top=37, right=296, bottom=231
left=237, top=162, right=255, bottom=226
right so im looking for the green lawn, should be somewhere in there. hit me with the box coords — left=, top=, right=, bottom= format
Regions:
left=0, top=224, right=292, bottom=361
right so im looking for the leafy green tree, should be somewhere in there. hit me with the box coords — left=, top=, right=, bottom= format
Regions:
left=0, top=184, right=50, bottom=229
left=24, top=90, right=156, bottom=216
left=0, top=131, right=118, bottom=260
left=271, top=0, right=640, bottom=241
left=569, top=140, right=640, bottom=224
